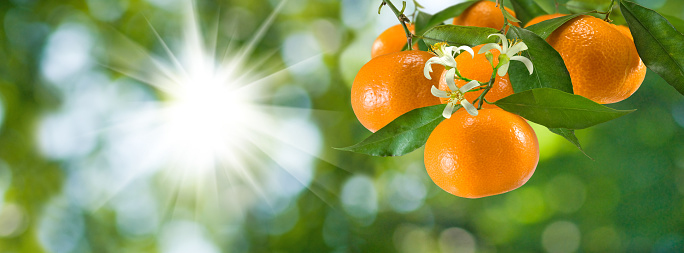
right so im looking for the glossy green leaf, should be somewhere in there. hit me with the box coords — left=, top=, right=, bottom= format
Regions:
left=404, top=11, right=433, bottom=51
left=502, top=8, right=521, bottom=23
left=510, top=0, right=549, bottom=25
left=494, top=88, right=634, bottom=129
left=336, top=104, right=446, bottom=156
left=620, top=0, right=684, bottom=95
left=534, top=0, right=571, bottom=14
left=505, top=26, right=574, bottom=94
left=548, top=128, right=592, bottom=159
left=662, top=14, right=684, bottom=32
left=566, top=0, right=610, bottom=14
left=416, top=39, right=429, bottom=51
left=526, top=13, right=582, bottom=39
left=414, top=11, right=434, bottom=35
left=422, top=25, right=499, bottom=47
left=419, top=1, right=477, bottom=35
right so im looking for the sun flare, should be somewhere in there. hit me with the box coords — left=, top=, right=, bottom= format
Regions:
left=95, top=0, right=329, bottom=217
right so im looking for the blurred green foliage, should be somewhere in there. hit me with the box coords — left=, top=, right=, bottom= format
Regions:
left=0, top=0, right=684, bottom=252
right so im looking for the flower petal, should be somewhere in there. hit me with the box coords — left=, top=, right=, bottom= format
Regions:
left=439, top=55, right=458, bottom=69
left=424, top=57, right=440, bottom=79
left=497, top=62, right=510, bottom=77
left=445, top=68, right=458, bottom=91
left=478, top=43, right=501, bottom=54
left=488, top=33, right=508, bottom=52
left=507, top=42, right=528, bottom=56
left=511, top=55, right=534, bottom=74
left=443, top=46, right=454, bottom=57
left=461, top=100, right=478, bottom=116
left=459, top=80, right=480, bottom=93
left=455, top=46, right=475, bottom=58
left=443, top=102, right=456, bottom=119
left=431, top=86, right=449, bottom=98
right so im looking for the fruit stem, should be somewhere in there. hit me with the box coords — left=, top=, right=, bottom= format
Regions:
left=555, top=1, right=560, bottom=13
left=474, top=67, right=498, bottom=109
left=381, top=0, right=413, bottom=50
left=453, top=67, right=475, bottom=83
left=603, top=0, right=616, bottom=22
left=410, top=0, right=424, bottom=21
left=497, top=0, right=508, bottom=34
left=457, top=76, right=475, bottom=83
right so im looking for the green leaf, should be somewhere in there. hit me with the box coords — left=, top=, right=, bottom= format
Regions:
left=502, top=8, right=521, bottom=23
left=505, top=26, right=574, bottom=94
left=548, top=128, right=592, bottom=159
left=414, top=11, right=434, bottom=35
left=412, top=0, right=425, bottom=9
left=510, top=0, right=549, bottom=25
left=526, top=13, right=582, bottom=39
left=494, top=88, right=634, bottom=129
left=416, top=39, right=429, bottom=51
left=534, top=0, right=571, bottom=14
left=662, top=14, right=684, bottom=33
left=566, top=0, right=610, bottom=14
left=336, top=104, right=446, bottom=156
left=405, top=11, right=433, bottom=50
left=419, top=1, right=477, bottom=35
left=620, top=0, right=684, bottom=95
left=422, top=25, right=499, bottom=47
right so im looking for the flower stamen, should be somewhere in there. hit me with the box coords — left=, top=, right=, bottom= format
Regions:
left=478, top=33, right=534, bottom=76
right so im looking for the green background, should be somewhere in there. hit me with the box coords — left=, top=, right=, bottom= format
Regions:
left=1, top=0, right=684, bottom=252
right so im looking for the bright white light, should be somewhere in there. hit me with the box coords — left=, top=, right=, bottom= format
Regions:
left=106, top=0, right=274, bottom=182
left=161, top=62, right=253, bottom=176
left=98, top=0, right=332, bottom=221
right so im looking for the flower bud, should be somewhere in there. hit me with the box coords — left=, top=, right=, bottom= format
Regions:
left=485, top=51, right=494, bottom=66
left=496, top=54, right=510, bottom=69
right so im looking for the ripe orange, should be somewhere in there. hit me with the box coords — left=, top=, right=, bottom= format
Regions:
left=424, top=108, right=539, bottom=198
left=437, top=45, right=514, bottom=108
left=351, top=50, right=444, bottom=132
left=524, top=13, right=567, bottom=27
left=613, top=24, right=634, bottom=40
left=546, top=15, right=646, bottom=104
left=371, top=24, right=416, bottom=58
left=452, top=0, right=520, bottom=29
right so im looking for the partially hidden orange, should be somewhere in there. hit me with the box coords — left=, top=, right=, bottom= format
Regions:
left=371, top=24, right=416, bottom=58
left=524, top=13, right=567, bottom=27
left=437, top=45, right=514, bottom=108
left=546, top=15, right=646, bottom=104
left=351, top=50, right=444, bottom=132
left=453, top=0, right=520, bottom=29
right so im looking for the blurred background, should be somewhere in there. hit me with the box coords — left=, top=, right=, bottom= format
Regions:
left=1, top=0, right=684, bottom=252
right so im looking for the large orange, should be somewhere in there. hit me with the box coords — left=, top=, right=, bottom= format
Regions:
left=424, top=108, right=539, bottom=198
left=546, top=15, right=646, bottom=104
left=371, top=24, right=415, bottom=58
left=452, top=0, right=520, bottom=29
left=437, top=45, right=514, bottom=108
left=524, top=13, right=566, bottom=27
left=351, top=50, right=444, bottom=132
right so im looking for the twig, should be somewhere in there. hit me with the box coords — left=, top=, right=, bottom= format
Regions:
left=381, top=0, right=413, bottom=50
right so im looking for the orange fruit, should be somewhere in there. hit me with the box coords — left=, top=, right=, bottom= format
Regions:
left=524, top=13, right=567, bottom=27
left=437, top=45, right=514, bottom=108
left=452, top=0, right=520, bottom=29
left=424, top=108, right=539, bottom=198
left=612, top=24, right=647, bottom=97
left=351, top=50, right=444, bottom=132
left=613, top=24, right=634, bottom=40
left=546, top=15, right=646, bottom=104
left=371, top=24, right=416, bottom=58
